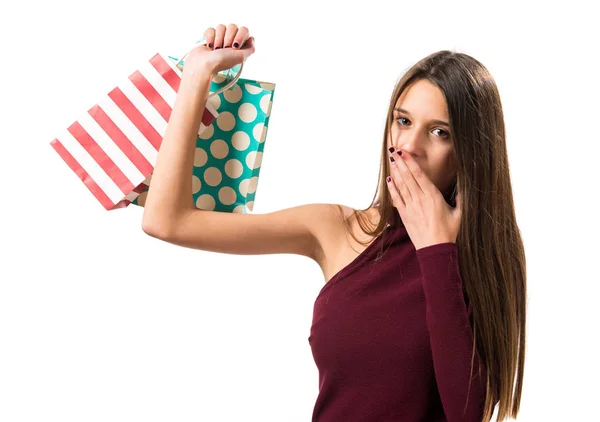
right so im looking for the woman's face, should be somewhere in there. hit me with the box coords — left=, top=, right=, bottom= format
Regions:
left=387, top=79, right=457, bottom=200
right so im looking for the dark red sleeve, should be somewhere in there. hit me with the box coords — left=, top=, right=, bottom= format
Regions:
left=416, top=242, right=488, bottom=422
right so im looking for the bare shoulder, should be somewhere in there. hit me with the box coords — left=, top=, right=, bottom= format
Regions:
left=311, top=204, right=382, bottom=276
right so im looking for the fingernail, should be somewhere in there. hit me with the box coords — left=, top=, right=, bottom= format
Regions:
left=233, top=42, right=239, bottom=48
left=208, top=43, right=213, bottom=48
left=389, top=147, right=395, bottom=153
left=397, top=150, right=403, bottom=156
left=390, top=156, right=395, bottom=162
left=215, top=46, right=221, bottom=50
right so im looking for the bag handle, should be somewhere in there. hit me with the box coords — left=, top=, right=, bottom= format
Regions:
left=173, top=36, right=243, bottom=98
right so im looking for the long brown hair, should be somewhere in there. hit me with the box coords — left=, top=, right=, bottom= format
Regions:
left=335, top=50, right=527, bottom=421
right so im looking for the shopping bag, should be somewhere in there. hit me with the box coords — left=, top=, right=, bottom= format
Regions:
left=50, top=36, right=275, bottom=214
left=130, top=44, right=276, bottom=213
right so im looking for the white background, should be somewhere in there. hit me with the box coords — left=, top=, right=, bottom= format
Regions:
left=1, top=0, right=598, bottom=420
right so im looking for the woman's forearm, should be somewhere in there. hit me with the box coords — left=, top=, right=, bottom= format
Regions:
left=142, top=69, right=214, bottom=233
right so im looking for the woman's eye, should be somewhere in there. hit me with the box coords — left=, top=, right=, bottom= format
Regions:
left=433, top=128, right=450, bottom=138
left=396, top=117, right=450, bottom=139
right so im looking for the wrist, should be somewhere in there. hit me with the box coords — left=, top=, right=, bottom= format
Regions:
left=181, top=65, right=215, bottom=90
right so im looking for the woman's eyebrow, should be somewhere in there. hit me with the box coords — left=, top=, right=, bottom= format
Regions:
left=394, top=107, right=450, bottom=127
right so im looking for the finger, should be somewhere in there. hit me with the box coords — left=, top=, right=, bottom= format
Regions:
left=223, top=23, right=238, bottom=48
left=389, top=153, right=412, bottom=203
left=214, top=24, right=226, bottom=49
left=455, top=191, right=462, bottom=212
left=394, top=150, right=430, bottom=196
left=240, top=36, right=256, bottom=58
left=232, top=26, right=249, bottom=49
left=386, top=175, right=405, bottom=209
left=204, top=27, right=216, bottom=49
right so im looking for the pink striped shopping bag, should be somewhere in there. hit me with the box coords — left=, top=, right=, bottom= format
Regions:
left=50, top=48, right=221, bottom=210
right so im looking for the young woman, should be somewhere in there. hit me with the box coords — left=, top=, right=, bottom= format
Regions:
left=142, top=23, right=526, bottom=422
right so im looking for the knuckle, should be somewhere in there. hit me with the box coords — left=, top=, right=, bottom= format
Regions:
left=227, top=23, right=238, bottom=29
left=216, top=24, right=226, bottom=30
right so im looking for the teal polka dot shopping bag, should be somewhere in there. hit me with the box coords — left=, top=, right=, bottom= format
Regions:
left=132, top=36, right=276, bottom=213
